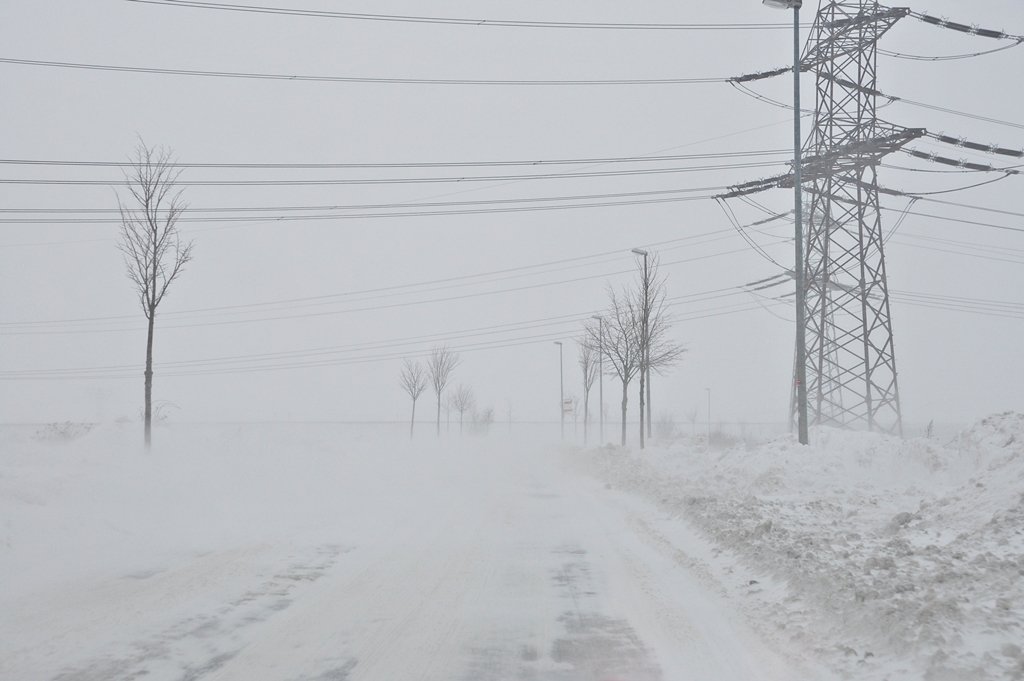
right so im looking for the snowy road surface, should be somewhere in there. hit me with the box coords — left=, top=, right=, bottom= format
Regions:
left=1, top=429, right=821, bottom=681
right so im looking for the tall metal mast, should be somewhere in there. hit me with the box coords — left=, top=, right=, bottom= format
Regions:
left=801, top=1, right=909, bottom=435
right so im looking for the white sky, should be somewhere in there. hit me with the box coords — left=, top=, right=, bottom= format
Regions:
left=0, top=0, right=1021, bottom=428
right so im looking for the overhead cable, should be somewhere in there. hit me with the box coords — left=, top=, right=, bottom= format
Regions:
left=0, top=159, right=781, bottom=187
left=0, top=57, right=728, bottom=86
left=0, top=186, right=730, bottom=225
left=926, top=133, right=1024, bottom=159
left=0, top=148, right=788, bottom=170
left=910, top=11, right=1024, bottom=42
left=125, top=1, right=799, bottom=31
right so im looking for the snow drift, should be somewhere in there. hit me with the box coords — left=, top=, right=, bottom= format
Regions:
left=579, top=412, right=1024, bottom=680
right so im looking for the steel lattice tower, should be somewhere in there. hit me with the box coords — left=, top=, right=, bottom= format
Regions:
left=799, top=1, right=910, bottom=435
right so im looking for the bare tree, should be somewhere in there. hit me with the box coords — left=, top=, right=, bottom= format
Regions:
left=686, top=406, right=700, bottom=438
left=427, top=346, right=460, bottom=436
left=451, top=384, right=475, bottom=434
left=592, top=287, right=643, bottom=446
left=117, top=141, right=194, bottom=449
left=570, top=394, right=581, bottom=436
left=578, top=338, right=598, bottom=445
left=473, top=406, right=495, bottom=434
left=633, top=254, right=685, bottom=448
left=646, top=286, right=686, bottom=380
left=400, top=358, right=427, bottom=439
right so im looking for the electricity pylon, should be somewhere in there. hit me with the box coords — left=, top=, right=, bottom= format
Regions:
left=724, top=1, right=923, bottom=436
left=800, top=1, right=911, bottom=435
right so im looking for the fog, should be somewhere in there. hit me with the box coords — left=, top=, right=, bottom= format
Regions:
left=2, top=2, right=1024, bottom=679
left=1, top=0, right=1021, bottom=430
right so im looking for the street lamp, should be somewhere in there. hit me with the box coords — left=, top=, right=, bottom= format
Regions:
left=763, top=0, right=809, bottom=445
left=554, top=341, right=564, bottom=439
left=631, top=248, right=651, bottom=447
left=705, top=387, right=711, bottom=447
left=591, top=315, right=604, bottom=444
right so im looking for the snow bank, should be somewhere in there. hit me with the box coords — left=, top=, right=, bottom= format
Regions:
left=577, top=413, right=1024, bottom=681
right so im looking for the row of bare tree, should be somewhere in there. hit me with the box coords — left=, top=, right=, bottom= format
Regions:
left=579, top=253, right=684, bottom=448
left=115, top=141, right=681, bottom=452
left=115, top=142, right=684, bottom=452
left=398, top=346, right=470, bottom=438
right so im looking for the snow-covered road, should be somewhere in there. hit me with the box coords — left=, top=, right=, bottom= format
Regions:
left=1, top=427, right=819, bottom=681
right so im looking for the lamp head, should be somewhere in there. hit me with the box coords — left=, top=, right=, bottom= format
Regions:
left=630, top=248, right=649, bottom=257
left=763, top=0, right=801, bottom=9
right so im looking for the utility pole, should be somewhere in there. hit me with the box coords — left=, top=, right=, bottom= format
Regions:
left=631, top=248, right=650, bottom=449
left=554, top=341, right=564, bottom=440
left=705, top=387, right=711, bottom=448
left=591, top=315, right=604, bottom=445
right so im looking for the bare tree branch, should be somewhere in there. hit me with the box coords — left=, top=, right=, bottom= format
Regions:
left=400, top=358, right=428, bottom=439
left=577, top=337, right=598, bottom=443
left=116, top=139, right=194, bottom=449
left=592, top=286, right=642, bottom=446
left=400, top=358, right=428, bottom=401
left=427, top=346, right=461, bottom=436
left=450, top=384, right=475, bottom=434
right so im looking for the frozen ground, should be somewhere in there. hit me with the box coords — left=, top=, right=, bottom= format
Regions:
left=575, top=413, right=1024, bottom=680
left=1, top=422, right=823, bottom=681
left=2, top=417, right=1021, bottom=680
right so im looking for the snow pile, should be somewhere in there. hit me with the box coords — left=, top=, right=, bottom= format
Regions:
left=579, top=413, right=1024, bottom=681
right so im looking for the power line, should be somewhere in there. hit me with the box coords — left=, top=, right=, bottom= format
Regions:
left=0, top=56, right=729, bottom=86
left=909, top=11, right=1024, bottom=42
left=892, top=96, right=1024, bottom=131
left=0, top=148, right=788, bottom=171
left=897, top=230, right=1024, bottom=257
left=126, top=1, right=798, bottom=31
left=900, top=148, right=1021, bottom=175
left=0, top=160, right=780, bottom=187
left=878, top=205, right=1024, bottom=235
left=0, top=185, right=731, bottom=224
left=2, top=286, right=745, bottom=377
left=0, top=243, right=775, bottom=336
left=11, top=282, right=1020, bottom=381
left=880, top=11, right=1024, bottom=60
left=0, top=229, right=747, bottom=329
left=889, top=237, right=1024, bottom=267
left=879, top=44, right=1021, bottom=61
left=734, top=67, right=1024, bottom=132
left=0, top=291, right=779, bottom=380
left=3, top=194, right=721, bottom=228
left=926, top=133, right=1024, bottom=159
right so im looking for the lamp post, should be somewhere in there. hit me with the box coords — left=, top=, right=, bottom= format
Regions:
left=705, top=387, right=711, bottom=448
left=554, top=341, right=564, bottom=439
left=763, top=0, right=809, bottom=445
left=631, top=248, right=650, bottom=448
left=591, top=315, right=604, bottom=444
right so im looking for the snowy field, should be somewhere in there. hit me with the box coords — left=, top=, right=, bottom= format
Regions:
left=1, top=417, right=1021, bottom=680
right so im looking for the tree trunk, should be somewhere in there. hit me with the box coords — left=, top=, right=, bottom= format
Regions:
left=436, top=395, right=441, bottom=436
left=410, top=398, right=417, bottom=439
left=647, top=370, right=652, bottom=439
left=638, top=369, right=646, bottom=450
left=620, top=381, right=629, bottom=446
left=583, top=390, right=590, bottom=446
left=144, top=311, right=155, bottom=449
left=460, top=412, right=464, bottom=435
